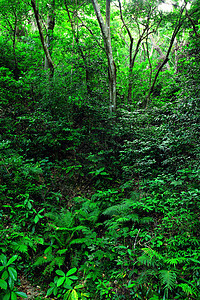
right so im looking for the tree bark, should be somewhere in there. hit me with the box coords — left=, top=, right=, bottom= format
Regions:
left=149, top=34, right=170, bottom=70
left=45, top=0, right=55, bottom=71
left=31, top=0, right=54, bottom=77
left=91, top=0, right=116, bottom=112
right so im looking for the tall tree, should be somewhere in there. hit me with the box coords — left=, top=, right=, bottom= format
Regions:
left=31, top=0, right=54, bottom=77
left=118, top=0, right=161, bottom=103
left=45, top=0, right=55, bottom=72
left=91, top=0, right=117, bottom=112
left=0, top=0, right=28, bottom=79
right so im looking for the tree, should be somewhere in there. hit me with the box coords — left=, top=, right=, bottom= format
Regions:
left=91, top=0, right=117, bottom=112
left=45, top=0, right=55, bottom=72
left=0, top=0, right=28, bottom=79
left=118, top=0, right=161, bottom=103
left=31, top=0, right=54, bottom=77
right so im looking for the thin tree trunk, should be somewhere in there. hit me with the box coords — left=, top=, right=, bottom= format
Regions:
left=145, top=5, right=186, bottom=108
left=31, top=0, right=54, bottom=77
left=64, top=1, right=92, bottom=94
left=45, top=0, right=55, bottom=71
left=149, top=34, right=170, bottom=70
left=91, top=0, right=116, bottom=112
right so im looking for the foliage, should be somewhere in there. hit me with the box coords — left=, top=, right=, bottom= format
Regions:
left=0, top=0, right=200, bottom=299
left=0, top=254, right=27, bottom=299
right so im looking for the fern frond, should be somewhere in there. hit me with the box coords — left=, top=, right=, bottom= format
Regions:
left=159, top=270, right=176, bottom=291
left=103, top=204, right=129, bottom=216
left=177, top=283, right=197, bottom=296
left=165, top=257, right=186, bottom=266
left=137, top=269, right=156, bottom=284
left=142, top=248, right=164, bottom=260
left=140, top=217, right=154, bottom=224
left=137, top=255, right=156, bottom=267
left=117, top=214, right=139, bottom=223
left=45, top=210, right=74, bottom=228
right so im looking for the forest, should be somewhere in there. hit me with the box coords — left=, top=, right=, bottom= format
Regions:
left=0, top=0, right=199, bottom=299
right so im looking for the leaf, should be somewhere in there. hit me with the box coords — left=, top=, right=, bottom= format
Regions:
left=57, top=248, right=68, bottom=255
left=46, top=287, right=54, bottom=296
left=8, top=267, right=17, bottom=281
left=11, top=291, right=17, bottom=300
left=65, top=277, right=73, bottom=287
left=66, top=268, right=77, bottom=276
left=177, top=283, right=197, bottom=296
left=64, top=290, right=71, bottom=300
left=7, top=255, right=18, bottom=266
left=2, top=270, right=9, bottom=280
left=0, top=254, right=7, bottom=266
left=74, top=284, right=84, bottom=289
left=165, top=257, right=185, bottom=266
left=56, top=270, right=65, bottom=277
left=3, top=291, right=10, bottom=300
left=15, top=291, right=28, bottom=298
left=69, top=276, right=78, bottom=280
left=8, top=277, right=15, bottom=290
left=0, top=266, right=5, bottom=272
left=0, top=279, right=7, bottom=289
left=159, top=270, right=176, bottom=290
left=34, top=215, right=39, bottom=224
left=71, top=289, right=78, bottom=300
left=57, top=276, right=65, bottom=287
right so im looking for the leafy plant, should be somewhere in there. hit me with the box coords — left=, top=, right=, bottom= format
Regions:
left=0, top=254, right=27, bottom=300
left=46, top=267, right=89, bottom=299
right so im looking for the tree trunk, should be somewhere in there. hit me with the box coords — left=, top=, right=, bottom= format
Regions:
left=144, top=5, right=186, bottom=108
left=91, top=0, right=116, bottom=112
left=45, top=0, right=55, bottom=71
left=31, top=0, right=54, bottom=77
left=149, top=34, right=170, bottom=70
left=64, top=1, right=92, bottom=95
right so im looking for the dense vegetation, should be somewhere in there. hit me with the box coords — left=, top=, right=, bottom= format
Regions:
left=0, top=0, right=200, bottom=299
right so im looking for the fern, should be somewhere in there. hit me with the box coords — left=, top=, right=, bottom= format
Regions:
left=159, top=270, right=176, bottom=291
left=142, top=248, right=164, bottom=260
left=165, top=257, right=186, bottom=266
left=103, top=204, right=129, bottom=216
left=45, top=209, right=74, bottom=228
left=140, top=216, right=154, bottom=224
left=137, top=255, right=156, bottom=267
left=177, top=283, right=197, bottom=296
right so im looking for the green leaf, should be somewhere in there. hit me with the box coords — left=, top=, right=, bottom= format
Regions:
left=8, top=277, right=15, bottom=290
left=3, top=291, right=10, bottom=300
left=2, top=270, right=9, bottom=280
left=56, top=270, right=65, bottom=277
left=15, top=291, right=28, bottom=298
left=46, top=287, right=54, bottom=296
left=177, top=283, right=197, bottom=296
left=0, top=279, right=7, bottom=289
left=69, top=276, right=78, bottom=280
left=71, top=289, right=78, bottom=300
left=64, top=290, right=71, bottom=300
left=34, top=215, right=39, bottom=224
left=57, top=276, right=65, bottom=287
left=8, top=267, right=17, bottom=281
left=159, top=270, right=176, bottom=290
left=66, top=268, right=77, bottom=276
left=57, top=249, right=68, bottom=255
left=74, top=284, right=84, bottom=289
left=11, top=291, right=17, bottom=300
left=65, top=277, right=73, bottom=287
left=7, top=255, right=18, bottom=266
left=0, top=254, right=7, bottom=266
